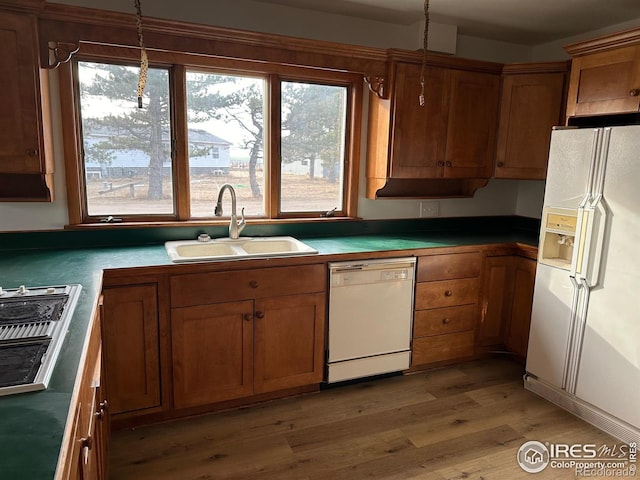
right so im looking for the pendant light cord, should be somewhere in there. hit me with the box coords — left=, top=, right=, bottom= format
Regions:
left=419, top=0, right=430, bottom=107
left=135, top=0, right=148, bottom=108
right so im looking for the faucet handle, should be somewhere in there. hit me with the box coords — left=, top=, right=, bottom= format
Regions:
left=238, top=207, right=247, bottom=234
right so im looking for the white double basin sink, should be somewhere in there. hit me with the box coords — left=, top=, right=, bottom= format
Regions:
left=165, top=236, right=319, bottom=263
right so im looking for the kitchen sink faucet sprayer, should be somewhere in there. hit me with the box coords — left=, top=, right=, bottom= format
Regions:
left=215, top=183, right=246, bottom=239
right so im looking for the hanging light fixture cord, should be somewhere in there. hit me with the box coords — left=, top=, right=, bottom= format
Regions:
left=419, top=0, right=430, bottom=107
left=135, top=0, right=148, bottom=108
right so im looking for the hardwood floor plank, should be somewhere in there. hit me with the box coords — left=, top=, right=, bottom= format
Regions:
left=285, top=393, right=477, bottom=452
left=307, top=425, right=523, bottom=480
left=109, top=359, right=621, bottom=480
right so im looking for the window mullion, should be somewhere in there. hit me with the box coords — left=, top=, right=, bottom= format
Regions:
left=267, top=74, right=281, bottom=219
left=173, top=64, right=191, bottom=220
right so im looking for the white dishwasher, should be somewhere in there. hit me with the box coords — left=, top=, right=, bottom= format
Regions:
left=327, top=257, right=416, bottom=383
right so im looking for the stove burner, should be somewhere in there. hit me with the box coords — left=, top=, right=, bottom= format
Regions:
left=0, top=303, right=40, bottom=322
left=0, top=297, right=68, bottom=326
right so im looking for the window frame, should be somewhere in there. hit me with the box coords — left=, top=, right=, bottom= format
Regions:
left=58, top=42, right=362, bottom=226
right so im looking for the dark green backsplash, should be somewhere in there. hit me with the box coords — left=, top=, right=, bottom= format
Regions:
left=0, top=216, right=540, bottom=252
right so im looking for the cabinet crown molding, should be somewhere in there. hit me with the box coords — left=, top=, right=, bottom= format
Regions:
left=564, top=27, right=640, bottom=56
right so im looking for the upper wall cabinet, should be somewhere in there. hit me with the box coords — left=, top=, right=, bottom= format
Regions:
left=0, top=9, right=54, bottom=201
left=565, top=28, right=640, bottom=119
left=494, top=62, right=569, bottom=180
left=366, top=53, right=501, bottom=199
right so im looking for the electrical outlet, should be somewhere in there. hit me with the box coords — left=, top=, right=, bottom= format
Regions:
left=420, top=201, right=439, bottom=217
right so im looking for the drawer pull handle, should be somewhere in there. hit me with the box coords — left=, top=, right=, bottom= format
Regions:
left=437, top=161, right=445, bottom=167
left=27, top=148, right=39, bottom=157
left=243, top=313, right=253, bottom=321
left=249, top=280, right=258, bottom=288
left=442, top=317, right=451, bottom=324
left=497, top=162, right=504, bottom=167
left=444, top=290, right=453, bottom=297
left=445, top=161, right=452, bottom=167
left=630, top=89, right=639, bottom=97
left=255, top=311, right=265, bottom=319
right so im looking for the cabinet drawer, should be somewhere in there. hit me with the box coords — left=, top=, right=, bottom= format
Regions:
left=412, top=331, right=475, bottom=365
left=413, top=305, right=476, bottom=337
left=415, top=278, right=479, bottom=309
left=417, top=252, right=481, bottom=282
left=171, top=264, right=326, bottom=307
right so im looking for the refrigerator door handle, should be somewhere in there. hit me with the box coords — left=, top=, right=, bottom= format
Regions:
left=580, top=128, right=611, bottom=287
left=566, top=277, right=591, bottom=394
left=570, top=201, right=590, bottom=280
left=581, top=200, right=608, bottom=287
left=561, top=276, right=582, bottom=390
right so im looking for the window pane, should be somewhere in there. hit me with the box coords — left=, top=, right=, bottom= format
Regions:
left=280, top=81, right=347, bottom=213
left=78, top=62, right=173, bottom=216
left=186, top=72, right=266, bottom=217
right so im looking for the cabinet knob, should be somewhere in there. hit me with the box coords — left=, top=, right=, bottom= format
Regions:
left=445, top=161, right=452, bottom=167
left=249, top=280, right=258, bottom=289
left=243, top=313, right=253, bottom=322
left=442, top=317, right=451, bottom=324
left=444, top=290, right=453, bottom=297
left=80, top=436, right=93, bottom=450
left=497, top=162, right=504, bottom=167
left=437, top=161, right=445, bottom=167
left=630, top=89, right=639, bottom=97
left=255, top=311, right=265, bottom=319
left=27, top=148, right=38, bottom=157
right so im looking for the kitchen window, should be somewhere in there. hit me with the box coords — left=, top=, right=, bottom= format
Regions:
left=60, top=44, right=362, bottom=225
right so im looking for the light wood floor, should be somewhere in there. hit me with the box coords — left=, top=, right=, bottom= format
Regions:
left=110, top=358, right=618, bottom=479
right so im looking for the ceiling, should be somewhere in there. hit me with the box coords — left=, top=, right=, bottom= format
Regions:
left=254, top=0, right=640, bottom=45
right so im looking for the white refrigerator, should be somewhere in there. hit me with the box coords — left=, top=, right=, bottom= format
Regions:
left=525, top=125, right=640, bottom=444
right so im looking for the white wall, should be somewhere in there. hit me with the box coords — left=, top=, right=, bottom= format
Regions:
left=2, top=0, right=636, bottom=230
left=532, top=17, right=640, bottom=61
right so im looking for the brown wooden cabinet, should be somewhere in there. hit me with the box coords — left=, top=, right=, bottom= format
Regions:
left=477, top=253, right=536, bottom=360
left=412, top=251, right=481, bottom=367
left=495, top=63, right=568, bottom=179
left=565, top=28, right=640, bottom=118
left=505, top=257, right=536, bottom=358
left=477, top=255, right=514, bottom=348
left=366, top=55, right=501, bottom=198
left=0, top=10, right=54, bottom=201
left=102, top=283, right=161, bottom=416
left=170, top=264, right=326, bottom=409
left=59, top=299, right=108, bottom=480
left=172, top=300, right=254, bottom=408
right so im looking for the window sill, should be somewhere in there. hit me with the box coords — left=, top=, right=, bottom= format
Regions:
left=64, top=216, right=363, bottom=231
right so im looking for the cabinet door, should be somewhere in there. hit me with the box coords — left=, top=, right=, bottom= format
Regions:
left=444, top=70, right=499, bottom=178
left=389, top=63, right=449, bottom=178
left=0, top=12, right=48, bottom=174
left=505, top=257, right=536, bottom=358
left=172, top=300, right=254, bottom=408
left=566, top=45, right=640, bottom=117
left=102, top=284, right=161, bottom=415
left=478, top=256, right=515, bottom=347
left=495, top=72, right=566, bottom=179
left=254, top=293, right=326, bottom=394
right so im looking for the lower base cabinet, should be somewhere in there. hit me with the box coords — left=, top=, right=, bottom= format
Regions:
left=411, top=251, right=482, bottom=368
left=477, top=254, right=536, bottom=358
left=170, top=265, right=327, bottom=409
left=102, top=283, right=162, bottom=416
left=505, top=257, right=536, bottom=357
left=172, top=300, right=254, bottom=408
left=60, top=300, right=108, bottom=480
left=172, top=293, right=326, bottom=408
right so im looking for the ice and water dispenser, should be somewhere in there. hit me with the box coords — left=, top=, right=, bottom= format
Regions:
left=539, top=207, right=579, bottom=270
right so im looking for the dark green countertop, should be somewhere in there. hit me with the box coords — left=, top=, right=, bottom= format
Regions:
left=0, top=219, right=538, bottom=479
